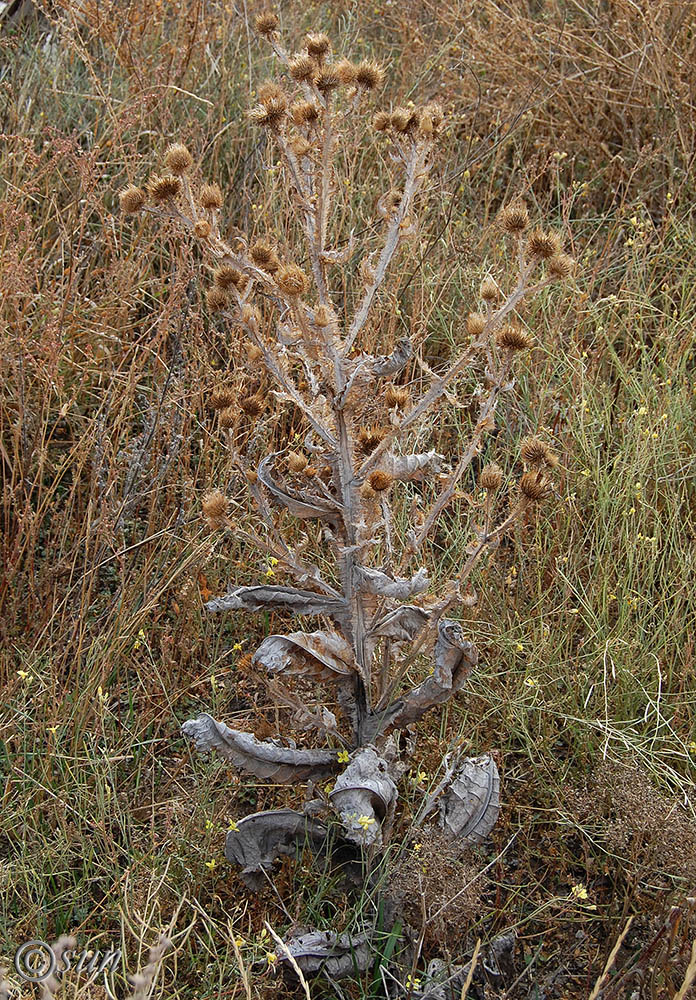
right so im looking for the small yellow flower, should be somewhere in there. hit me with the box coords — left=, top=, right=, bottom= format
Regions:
left=516, top=642, right=524, bottom=651
left=265, top=568, right=275, bottom=579
left=133, top=627, right=146, bottom=650
left=337, top=750, right=350, bottom=764
left=416, top=770, right=427, bottom=783
left=17, top=670, right=29, bottom=680
left=234, top=936, right=244, bottom=948
left=524, top=676, right=538, bottom=688
left=571, top=883, right=589, bottom=900
left=266, top=951, right=277, bottom=965
left=688, top=742, right=696, bottom=756
left=47, top=726, right=58, bottom=735
left=357, top=815, right=375, bottom=830
left=268, top=557, right=279, bottom=567
left=205, top=819, right=214, bottom=830
left=232, top=642, right=243, bottom=652
left=412, top=843, right=422, bottom=853
left=204, top=859, right=217, bottom=870
left=405, top=974, right=422, bottom=990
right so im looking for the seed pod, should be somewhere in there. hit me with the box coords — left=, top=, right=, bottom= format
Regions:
left=254, top=10, right=279, bottom=36
left=519, top=470, right=550, bottom=502
left=289, top=54, right=317, bottom=83
left=335, top=58, right=357, bottom=84
left=390, top=107, right=420, bottom=134
left=521, top=436, right=556, bottom=468
left=358, top=426, right=388, bottom=453
left=355, top=60, right=383, bottom=91
left=480, top=277, right=501, bottom=302
left=499, top=200, right=529, bottom=235
left=526, top=227, right=562, bottom=260
left=219, top=406, right=237, bottom=429
left=373, top=110, right=392, bottom=132
left=495, top=324, right=534, bottom=352
left=291, top=100, right=321, bottom=127
left=164, top=143, right=194, bottom=175
left=368, top=470, right=393, bottom=492
left=246, top=342, right=263, bottom=363
left=548, top=253, right=574, bottom=280
left=276, top=263, right=309, bottom=297
left=119, top=185, right=146, bottom=214
left=250, top=240, right=280, bottom=273
left=245, top=470, right=258, bottom=484
left=248, top=98, right=287, bottom=131
left=314, top=305, right=332, bottom=327
left=315, top=66, right=341, bottom=93
left=147, top=174, right=181, bottom=203
left=240, top=394, right=265, bottom=417
left=466, top=312, right=486, bottom=337
left=209, top=385, right=237, bottom=410
left=202, top=490, right=229, bottom=529
left=199, top=183, right=223, bottom=210
left=288, top=451, right=308, bottom=473
left=290, top=136, right=312, bottom=158
left=479, top=463, right=503, bottom=491
left=194, top=220, right=212, bottom=239
left=305, top=32, right=330, bottom=61
left=213, top=265, right=243, bottom=290
left=385, top=384, right=410, bottom=409
left=206, top=286, right=228, bottom=312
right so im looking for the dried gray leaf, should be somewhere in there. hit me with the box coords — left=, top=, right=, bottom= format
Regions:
left=329, top=747, right=398, bottom=846
left=388, top=619, right=478, bottom=731
left=258, top=452, right=341, bottom=523
left=438, top=753, right=500, bottom=844
left=205, top=585, right=347, bottom=618
left=358, top=566, right=429, bottom=600
left=368, top=605, right=429, bottom=644
left=253, top=630, right=358, bottom=683
left=278, top=930, right=371, bottom=977
left=382, top=451, right=444, bottom=482
left=372, top=338, right=413, bottom=377
left=181, top=713, right=338, bottom=783
left=225, top=809, right=329, bottom=888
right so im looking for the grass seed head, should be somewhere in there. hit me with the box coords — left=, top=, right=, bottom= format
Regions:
left=147, top=174, right=181, bottom=203
left=119, top=185, right=146, bottom=214
left=163, top=143, right=194, bottom=175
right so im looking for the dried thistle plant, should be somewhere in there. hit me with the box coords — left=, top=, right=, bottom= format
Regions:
left=119, top=12, right=571, bottom=969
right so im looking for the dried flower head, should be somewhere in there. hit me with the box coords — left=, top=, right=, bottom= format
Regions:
left=240, top=394, right=265, bottom=417
left=373, top=110, right=392, bottom=132
left=254, top=10, right=278, bottom=36
left=315, top=66, right=341, bottom=94
left=313, top=305, right=333, bottom=327
left=367, top=469, right=394, bottom=492
left=219, top=406, right=237, bottom=429
left=246, top=342, right=263, bottom=363
left=355, top=60, right=383, bottom=91
left=390, top=107, right=420, bottom=134
left=290, top=136, right=312, bottom=158
left=499, top=200, right=529, bottom=235
left=202, top=490, right=229, bottom=529
left=496, top=324, right=534, bottom=352
left=241, top=304, right=262, bottom=327
left=248, top=98, right=287, bottom=131
left=289, top=54, right=317, bottom=84
left=358, top=426, right=389, bottom=453
left=479, top=463, right=504, bottom=491
left=519, top=470, right=551, bottom=503
left=335, top=58, right=357, bottom=84
left=548, top=253, right=575, bottom=280
left=199, top=183, right=223, bottom=210
left=385, top=384, right=410, bottom=409
left=164, top=143, right=194, bottom=175
left=305, top=32, right=331, bottom=61
left=213, top=265, right=243, bottom=290
left=250, top=240, right=281, bottom=273
left=527, top=227, right=562, bottom=260
left=206, top=286, right=228, bottom=312
left=195, top=219, right=212, bottom=239
left=480, top=277, right=501, bottom=302
left=287, top=451, right=308, bottom=473
left=119, top=185, right=146, bottom=214
left=209, top=384, right=237, bottom=410
left=276, top=263, right=310, bottom=297
left=521, top=436, right=556, bottom=468
left=147, top=174, right=181, bottom=203
left=291, top=100, right=320, bottom=127
left=466, top=312, right=486, bottom=337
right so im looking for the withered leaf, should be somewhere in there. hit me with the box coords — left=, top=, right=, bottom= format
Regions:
left=181, top=713, right=339, bottom=783
left=253, top=630, right=358, bottom=683
left=205, top=584, right=347, bottom=619
left=329, top=747, right=398, bottom=846
left=438, top=752, right=500, bottom=844
left=225, top=809, right=329, bottom=888
left=382, top=451, right=444, bottom=482
left=358, top=566, right=429, bottom=600
left=258, top=452, right=341, bottom=522
left=388, top=619, right=478, bottom=731
left=368, top=605, right=429, bottom=644
left=372, top=338, right=413, bottom=377
left=279, top=929, right=371, bottom=977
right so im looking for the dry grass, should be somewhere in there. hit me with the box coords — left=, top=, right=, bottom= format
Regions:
left=1, top=1, right=695, bottom=997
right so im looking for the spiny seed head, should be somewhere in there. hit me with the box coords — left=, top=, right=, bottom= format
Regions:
left=314, top=304, right=333, bottom=327
left=276, top=263, right=310, bottom=297
left=291, top=100, right=320, bottom=127
left=163, top=143, right=194, bottom=175
left=213, top=265, right=243, bottom=290
left=119, top=185, right=146, bottom=214
left=206, top=286, right=228, bottom=312
left=241, top=304, right=262, bottom=327
left=315, top=66, right=341, bottom=93
left=240, top=394, right=265, bottom=417
left=479, top=463, right=504, bottom=491
left=199, top=183, right=223, bottom=210
left=496, top=324, right=534, bottom=352
left=209, top=384, right=237, bottom=410
left=219, top=406, right=237, bottom=429
left=548, top=253, right=575, bottom=280
left=499, top=200, right=529, bottom=235
left=527, top=227, right=562, bottom=260
left=418, top=103, right=444, bottom=137
left=250, top=240, right=280, bottom=273
left=246, top=470, right=258, bottom=483
left=254, top=10, right=278, bottom=36
left=290, top=135, right=312, bottom=157
left=358, top=426, right=389, bottom=452
left=373, top=110, right=392, bottom=132
left=335, top=58, right=357, bottom=84
left=248, top=98, right=287, bottom=130
left=202, top=490, right=229, bottom=529
left=390, top=107, right=420, bottom=134
left=385, top=384, right=410, bottom=409
left=194, top=219, right=212, bottom=239
left=289, top=53, right=317, bottom=83
left=368, top=469, right=393, bottom=492
left=466, top=312, right=486, bottom=337
left=519, top=470, right=550, bottom=503
left=246, top=342, right=263, bottom=362
left=480, top=277, right=501, bottom=302
left=258, top=81, right=285, bottom=104
left=147, top=173, right=181, bottom=203
left=521, top=436, right=556, bottom=468
left=287, top=451, right=308, bottom=472
left=305, top=32, right=330, bottom=61
left=355, top=59, right=383, bottom=90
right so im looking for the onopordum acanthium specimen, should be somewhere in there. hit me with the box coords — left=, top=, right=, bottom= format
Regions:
left=119, top=9, right=570, bottom=968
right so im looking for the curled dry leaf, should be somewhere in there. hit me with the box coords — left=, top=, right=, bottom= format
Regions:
left=205, top=584, right=347, bottom=619
left=372, top=338, right=413, bottom=377
left=225, top=809, right=329, bottom=888
left=382, top=451, right=444, bottom=482
left=279, top=929, right=372, bottom=977
left=357, top=566, right=429, bottom=600
left=253, top=630, right=358, bottom=683
left=258, top=452, right=342, bottom=522
left=438, top=753, right=500, bottom=844
left=388, top=619, right=478, bottom=731
left=329, top=747, right=398, bottom=846
left=181, top=713, right=339, bottom=783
